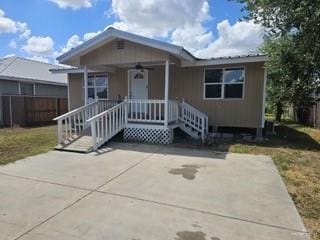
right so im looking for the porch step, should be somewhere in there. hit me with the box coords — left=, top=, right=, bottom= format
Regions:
left=178, top=122, right=201, bottom=140
left=55, top=135, right=93, bottom=153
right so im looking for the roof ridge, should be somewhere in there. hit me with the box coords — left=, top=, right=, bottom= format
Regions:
left=0, top=56, right=17, bottom=74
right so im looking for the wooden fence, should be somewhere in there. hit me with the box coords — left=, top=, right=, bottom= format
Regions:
left=0, top=95, right=68, bottom=127
left=309, top=101, right=320, bottom=129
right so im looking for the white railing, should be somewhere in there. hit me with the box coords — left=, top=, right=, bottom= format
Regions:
left=127, top=99, right=179, bottom=125
left=127, top=99, right=165, bottom=124
left=179, top=99, right=208, bottom=141
left=87, top=101, right=127, bottom=150
left=168, top=100, right=179, bottom=123
left=53, top=99, right=118, bottom=144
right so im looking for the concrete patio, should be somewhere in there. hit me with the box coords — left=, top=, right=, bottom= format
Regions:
left=0, top=143, right=309, bottom=240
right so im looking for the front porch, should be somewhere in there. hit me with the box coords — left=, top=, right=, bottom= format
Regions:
left=54, top=98, right=208, bottom=153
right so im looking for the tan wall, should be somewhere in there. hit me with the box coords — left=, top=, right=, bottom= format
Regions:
left=80, top=39, right=169, bottom=66
left=68, top=73, right=84, bottom=110
left=171, top=63, right=265, bottom=128
left=68, top=62, right=265, bottom=128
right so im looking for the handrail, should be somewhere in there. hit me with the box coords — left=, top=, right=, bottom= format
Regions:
left=53, top=99, right=118, bottom=144
left=179, top=99, right=208, bottom=141
left=86, top=101, right=126, bottom=123
left=87, top=100, right=127, bottom=150
left=53, top=100, right=97, bottom=121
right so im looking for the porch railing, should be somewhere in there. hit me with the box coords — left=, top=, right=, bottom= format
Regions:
left=86, top=100, right=127, bottom=150
left=179, top=99, right=208, bottom=140
left=127, top=99, right=179, bottom=124
left=53, top=99, right=118, bottom=144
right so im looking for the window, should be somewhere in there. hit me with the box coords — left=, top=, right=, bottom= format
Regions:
left=20, top=82, right=34, bottom=95
left=84, top=74, right=108, bottom=102
left=204, top=67, right=244, bottom=99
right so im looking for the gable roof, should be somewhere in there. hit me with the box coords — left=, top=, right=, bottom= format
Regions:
left=57, top=27, right=266, bottom=67
left=57, top=27, right=196, bottom=64
left=0, top=57, right=67, bottom=86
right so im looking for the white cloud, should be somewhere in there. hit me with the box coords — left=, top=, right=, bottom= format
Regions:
left=83, top=31, right=101, bottom=41
left=22, top=36, right=55, bottom=56
left=194, top=20, right=264, bottom=58
left=9, top=39, right=17, bottom=49
left=3, top=53, right=15, bottom=58
left=110, top=0, right=211, bottom=38
left=0, top=9, right=31, bottom=38
left=28, top=56, right=50, bottom=63
left=107, top=0, right=263, bottom=58
left=49, top=0, right=93, bottom=10
left=61, top=34, right=83, bottom=54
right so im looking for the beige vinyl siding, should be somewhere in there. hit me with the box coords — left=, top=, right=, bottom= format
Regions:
left=68, top=73, right=84, bottom=110
left=171, top=63, right=265, bottom=128
left=80, top=39, right=169, bottom=66
left=68, top=62, right=264, bottom=128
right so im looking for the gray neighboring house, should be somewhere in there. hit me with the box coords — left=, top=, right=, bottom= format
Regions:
left=0, top=57, right=68, bottom=126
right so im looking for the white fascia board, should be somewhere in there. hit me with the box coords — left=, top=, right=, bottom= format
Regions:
left=181, top=55, right=266, bottom=67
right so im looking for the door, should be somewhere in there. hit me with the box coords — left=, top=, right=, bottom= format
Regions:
left=129, top=70, right=148, bottom=114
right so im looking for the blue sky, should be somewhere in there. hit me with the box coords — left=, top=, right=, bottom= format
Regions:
left=0, top=0, right=262, bottom=64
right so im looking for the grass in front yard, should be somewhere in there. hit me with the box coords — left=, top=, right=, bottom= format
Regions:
left=214, top=122, right=320, bottom=240
left=0, top=125, right=57, bottom=165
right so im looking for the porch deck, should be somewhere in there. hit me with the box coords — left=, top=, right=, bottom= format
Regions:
left=54, top=99, right=208, bottom=153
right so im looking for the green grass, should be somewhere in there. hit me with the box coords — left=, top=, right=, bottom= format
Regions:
left=0, top=125, right=57, bottom=165
left=213, top=122, right=320, bottom=239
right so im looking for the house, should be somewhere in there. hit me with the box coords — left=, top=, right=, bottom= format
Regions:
left=52, top=27, right=266, bottom=152
left=0, top=57, right=68, bottom=126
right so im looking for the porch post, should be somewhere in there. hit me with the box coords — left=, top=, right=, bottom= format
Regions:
left=84, top=65, right=88, bottom=105
left=164, top=59, right=169, bottom=127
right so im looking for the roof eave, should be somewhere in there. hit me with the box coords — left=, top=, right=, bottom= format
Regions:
left=181, top=55, right=266, bottom=67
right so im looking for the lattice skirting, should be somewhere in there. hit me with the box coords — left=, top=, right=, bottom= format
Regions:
left=123, top=127, right=174, bottom=144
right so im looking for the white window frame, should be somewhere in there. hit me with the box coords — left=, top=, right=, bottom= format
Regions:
left=83, top=74, right=109, bottom=101
left=203, top=66, right=246, bottom=100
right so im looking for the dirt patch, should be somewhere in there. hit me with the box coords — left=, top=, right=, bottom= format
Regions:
left=175, top=231, right=206, bottom=240
left=169, top=164, right=202, bottom=180
left=175, top=231, right=220, bottom=240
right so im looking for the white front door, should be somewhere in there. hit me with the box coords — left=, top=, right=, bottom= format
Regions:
left=129, top=70, right=148, bottom=114
left=129, top=70, right=148, bottom=99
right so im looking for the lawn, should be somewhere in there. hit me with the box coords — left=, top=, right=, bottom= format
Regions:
left=213, top=122, right=320, bottom=240
left=0, top=125, right=57, bottom=165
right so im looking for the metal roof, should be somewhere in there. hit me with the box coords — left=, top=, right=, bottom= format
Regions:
left=0, top=57, right=67, bottom=85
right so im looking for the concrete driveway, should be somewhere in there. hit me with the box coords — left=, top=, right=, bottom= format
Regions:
left=0, top=143, right=309, bottom=240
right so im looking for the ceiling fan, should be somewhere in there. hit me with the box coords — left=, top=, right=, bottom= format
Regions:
left=135, top=63, right=154, bottom=72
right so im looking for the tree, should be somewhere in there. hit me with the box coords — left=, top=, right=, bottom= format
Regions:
left=234, top=0, right=320, bottom=122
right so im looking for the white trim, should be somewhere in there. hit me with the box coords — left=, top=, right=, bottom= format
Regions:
left=203, top=66, right=246, bottom=100
left=84, top=66, right=88, bottom=105
left=67, top=78, right=70, bottom=111
left=18, top=82, right=21, bottom=95
left=50, top=67, right=116, bottom=74
left=126, top=123, right=169, bottom=130
left=127, top=69, right=149, bottom=99
left=164, top=59, right=169, bottom=127
left=182, top=55, right=266, bottom=67
left=261, top=67, right=267, bottom=128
